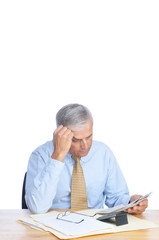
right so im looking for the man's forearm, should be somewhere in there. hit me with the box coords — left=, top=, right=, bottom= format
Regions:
left=26, top=158, right=64, bottom=214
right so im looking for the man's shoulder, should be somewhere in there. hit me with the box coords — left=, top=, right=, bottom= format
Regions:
left=91, top=140, right=116, bottom=163
left=33, top=140, right=53, bottom=155
left=92, top=140, right=111, bottom=151
left=91, top=140, right=114, bottom=156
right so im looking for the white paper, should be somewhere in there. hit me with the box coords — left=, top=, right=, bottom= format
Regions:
left=97, top=204, right=125, bottom=215
left=35, top=212, right=114, bottom=236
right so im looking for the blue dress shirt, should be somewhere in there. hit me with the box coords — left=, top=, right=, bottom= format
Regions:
left=25, top=140, right=130, bottom=213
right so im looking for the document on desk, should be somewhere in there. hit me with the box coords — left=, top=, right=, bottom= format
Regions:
left=34, top=212, right=114, bottom=236
left=19, top=208, right=159, bottom=239
left=97, top=192, right=152, bottom=215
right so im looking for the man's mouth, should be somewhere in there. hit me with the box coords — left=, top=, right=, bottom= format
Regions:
left=79, top=149, right=89, bottom=154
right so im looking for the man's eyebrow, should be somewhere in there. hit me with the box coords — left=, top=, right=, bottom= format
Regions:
left=73, top=133, right=92, bottom=141
left=72, top=137, right=80, bottom=141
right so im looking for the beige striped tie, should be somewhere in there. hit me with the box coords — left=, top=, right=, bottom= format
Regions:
left=71, top=156, right=88, bottom=209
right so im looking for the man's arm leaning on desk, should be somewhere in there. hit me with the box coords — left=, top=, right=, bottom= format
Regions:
left=25, top=149, right=65, bottom=214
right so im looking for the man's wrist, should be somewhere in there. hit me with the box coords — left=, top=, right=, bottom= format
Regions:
left=51, top=152, right=65, bottom=162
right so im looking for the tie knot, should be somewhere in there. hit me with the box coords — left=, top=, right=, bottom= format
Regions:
left=72, top=156, right=80, bottom=162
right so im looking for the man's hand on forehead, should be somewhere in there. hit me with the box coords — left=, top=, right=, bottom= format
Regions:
left=51, top=125, right=74, bottom=162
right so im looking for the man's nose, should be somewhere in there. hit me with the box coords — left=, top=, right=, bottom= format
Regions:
left=80, top=139, right=87, bottom=148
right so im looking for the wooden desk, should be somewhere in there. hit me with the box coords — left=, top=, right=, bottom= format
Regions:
left=0, top=209, right=159, bottom=240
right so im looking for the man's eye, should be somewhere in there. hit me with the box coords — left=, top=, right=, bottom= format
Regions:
left=86, top=135, right=92, bottom=139
left=72, top=138, right=79, bottom=142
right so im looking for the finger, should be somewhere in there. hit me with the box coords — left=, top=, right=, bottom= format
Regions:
left=54, top=126, right=69, bottom=137
left=139, top=199, right=148, bottom=207
left=53, top=125, right=64, bottom=135
left=127, top=208, right=139, bottom=214
left=54, top=126, right=73, bottom=141
left=62, top=129, right=74, bottom=142
left=127, top=204, right=146, bottom=214
left=67, top=131, right=74, bottom=139
left=59, top=127, right=72, bottom=136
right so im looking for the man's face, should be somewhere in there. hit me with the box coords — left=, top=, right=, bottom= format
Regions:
left=69, top=119, right=93, bottom=158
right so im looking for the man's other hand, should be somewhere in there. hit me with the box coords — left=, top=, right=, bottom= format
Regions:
left=126, top=194, right=148, bottom=214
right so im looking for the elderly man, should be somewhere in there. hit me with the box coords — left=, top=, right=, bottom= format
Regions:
left=25, top=103, right=148, bottom=214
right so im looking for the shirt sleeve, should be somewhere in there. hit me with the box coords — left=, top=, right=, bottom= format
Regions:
left=104, top=149, right=131, bottom=207
left=25, top=150, right=64, bottom=214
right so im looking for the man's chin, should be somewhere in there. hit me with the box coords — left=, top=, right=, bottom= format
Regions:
left=78, top=150, right=89, bottom=157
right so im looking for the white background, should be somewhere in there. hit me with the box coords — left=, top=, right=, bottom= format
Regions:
left=0, top=1, right=158, bottom=209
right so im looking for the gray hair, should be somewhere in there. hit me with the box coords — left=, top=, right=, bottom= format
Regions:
left=56, top=103, right=93, bottom=131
